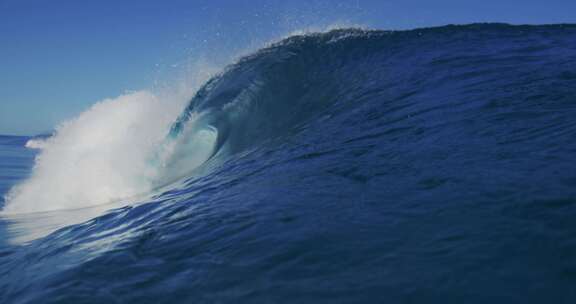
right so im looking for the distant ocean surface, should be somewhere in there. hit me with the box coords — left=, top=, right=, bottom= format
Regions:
left=1, top=24, right=576, bottom=303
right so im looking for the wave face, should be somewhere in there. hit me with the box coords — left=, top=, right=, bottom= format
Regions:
left=2, top=24, right=576, bottom=303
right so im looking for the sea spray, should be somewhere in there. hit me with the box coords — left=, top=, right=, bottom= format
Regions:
left=3, top=91, right=180, bottom=213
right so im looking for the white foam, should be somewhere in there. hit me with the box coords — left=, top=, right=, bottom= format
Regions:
left=1, top=56, right=222, bottom=215
left=2, top=91, right=176, bottom=213
left=2, top=89, right=219, bottom=214
left=25, top=138, right=49, bottom=149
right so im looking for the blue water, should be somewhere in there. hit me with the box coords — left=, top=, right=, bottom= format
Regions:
left=2, top=24, right=576, bottom=303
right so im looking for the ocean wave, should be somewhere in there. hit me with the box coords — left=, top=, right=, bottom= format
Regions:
left=1, top=24, right=576, bottom=302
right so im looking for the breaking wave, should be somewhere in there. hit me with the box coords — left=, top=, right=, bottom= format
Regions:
left=1, top=24, right=576, bottom=303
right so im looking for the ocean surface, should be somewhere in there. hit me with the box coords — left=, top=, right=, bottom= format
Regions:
left=1, top=24, right=576, bottom=303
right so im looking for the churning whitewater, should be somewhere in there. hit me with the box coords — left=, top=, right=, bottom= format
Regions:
left=3, top=79, right=216, bottom=214
left=1, top=24, right=576, bottom=303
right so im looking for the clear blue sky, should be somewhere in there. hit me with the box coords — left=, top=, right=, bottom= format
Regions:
left=1, top=0, right=575, bottom=135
